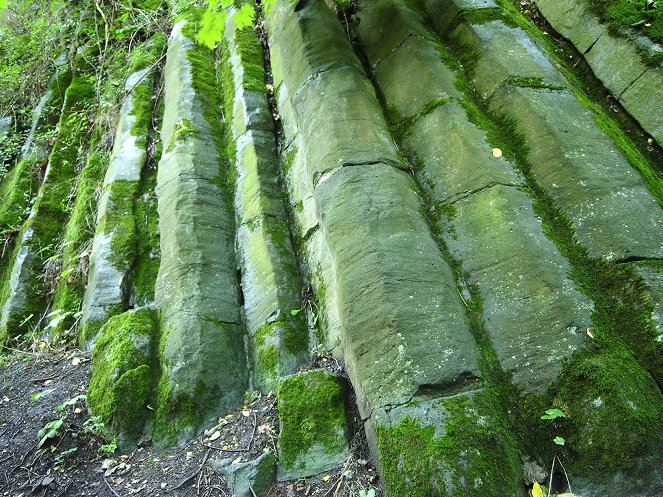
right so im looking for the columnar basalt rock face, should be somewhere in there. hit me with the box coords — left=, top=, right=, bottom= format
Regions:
left=0, top=49, right=96, bottom=343
left=357, top=0, right=593, bottom=394
left=153, top=20, right=246, bottom=442
left=224, top=11, right=308, bottom=392
left=534, top=0, right=663, bottom=148
left=2, top=0, right=663, bottom=495
left=80, top=67, right=154, bottom=346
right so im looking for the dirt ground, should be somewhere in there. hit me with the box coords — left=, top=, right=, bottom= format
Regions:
left=0, top=347, right=382, bottom=497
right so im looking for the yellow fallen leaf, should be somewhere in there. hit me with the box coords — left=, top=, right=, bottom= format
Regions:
left=532, top=481, right=544, bottom=497
left=492, top=148, right=503, bottom=158
left=209, top=430, right=221, bottom=441
left=322, top=475, right=332, bottom=482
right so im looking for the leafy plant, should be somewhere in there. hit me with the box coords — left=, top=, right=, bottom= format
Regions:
left=56, top=394, right=86, bottom=412
left=540, top=408, right=565, bottom=420
left=197, top=0, right=257, bottom=49
left=54, top=447, right=78, bottom=469
left=358, top=489, right=375, bottom=497
left=541, top=408, right=566, bottom=446
left=31, top=388, right=56, bottom=401
left=99, top=439, right=118, bottom=454
left=37, top=418, right=64, bottom=447
left=83, top=415, right=105, bottom=434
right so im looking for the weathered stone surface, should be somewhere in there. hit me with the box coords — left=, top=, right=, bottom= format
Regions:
left=267, top=4, right=486, bottom=493
left=356, top=0, right=435, bottom=66
left=277, top=370, right=350, bottom=480
left=233, top=130, right=285, bottom=227
left=20, top=54, right=71, bottom=160
left=266, top=0, right=363, bottom=95
left=225, top=17, right=307, bottom=392
left=80, top=68, right=154, bottom=345
left=87, top=309, right=158, bottom=449
left=532, top=0, right=603, bottom=53
left=424, top=0, right=498, bottom=33
left=154, top=21, right=245, bottom=441
left=634, top=263, right=663, bottom=340
left=315, top=165, right=479, bottom=411
left=404, top=103, right=521, bottom=201
left=446, top=185, right=591, bottom=391
left=0, top=116, right=12, bottom=142
left=489, top=86, right=663, bottom=260
left=102, top=69, right=151, bottom=184
left=535, top=0, right=663, bottom=146
left=451, top=20, right=566, bottom=99
left=374, top=36, right=461, bottom=121
left=358, top=0, right=591, bottom=394
left=210, top=451, right=276, bottom=497
left=620, top=67, right=663, bottom=145
left=291, top=66, right=403, bottom=181
left=0, top=232, right=37, bottom=336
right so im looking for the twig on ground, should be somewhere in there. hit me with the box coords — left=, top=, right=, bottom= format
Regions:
left=104, top=477, right=122, bottom=497
left=171, top=448, right=212, bottom=492
left=556, top=455, right=572, bottom=494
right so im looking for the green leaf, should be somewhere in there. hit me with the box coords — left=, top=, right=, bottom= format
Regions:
left=532, top=482, right=544, bottom=497
left=31, top=388, right=56, bottom=401
left=37, top=418, right=64, bottom=447
left=553, top=436, right=566, bottom=446
left=234, top=4, right=256, bottom=30
left=290, top=308, right=302, bottom=316
left=56, top=394, right=86, bottom=412
left=0, top=0, right=7, bottom=11
left=541, top=408, right=566, bottom=420
left=196, top=9, right=228, bottom=49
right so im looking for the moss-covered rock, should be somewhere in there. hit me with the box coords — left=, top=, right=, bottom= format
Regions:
left=87, top=308, right=159, bottom=448
left=375, top=389, right=522, bottom=497
left=277, top=370, right=350, bottom=479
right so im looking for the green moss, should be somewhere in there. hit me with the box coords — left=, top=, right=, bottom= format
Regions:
left=131, top=171, right=160, bottom=305
left=87, top=309, right=158, bottom=447
left=153, top=373, right=210, bottom=445
left=277, top=370, right=348, bottom=470
left=0, top=56, right=96, bottom=343
left=50, top=141, right=108, bottom=339
left=234, top=26, right=267, bottom=94
left=494, top=0, right=663, bottom=207
left=105, top=180, right=140, bottom=268
left=253, top=316, right=308, bottom=390
left=376, top=390, right=522, bottom=497
left=583, top=0, right=663, bottom=44
left=460, top=7, right=511, bottom=27
left=258, top=344, right=278, bottom=379
left=0, top=157, right=43, bottom=232
left=505, top=75, right=566, bottom=90
left=129, top=32, right=167, bottom=74
left=551, top=348, right=663, bottom=473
